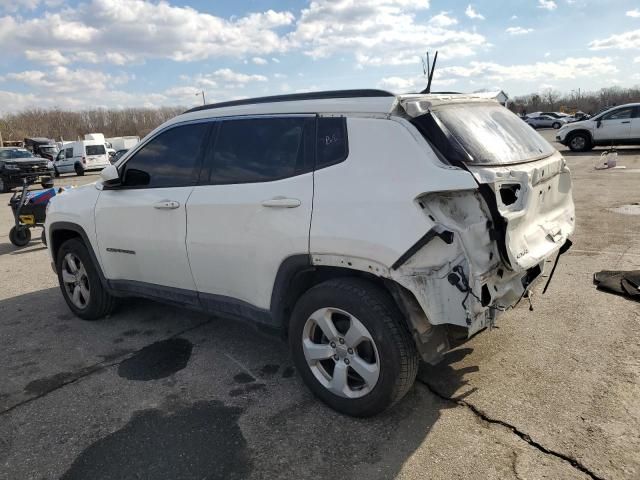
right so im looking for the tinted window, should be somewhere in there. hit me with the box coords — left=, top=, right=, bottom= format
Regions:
left=603, top=108, right=633, bottom=120
left=210, top=117, right=312, bottom=184
left=122, top=122, right=209, bottom=188
left=317, top=117, right=348, bottom=168
left=65, top=148, right=73, bottom=158
left=86, top=145, right=106, bottom=155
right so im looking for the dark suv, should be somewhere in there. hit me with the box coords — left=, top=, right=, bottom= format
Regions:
left=0, top=148, right=54, bottom=193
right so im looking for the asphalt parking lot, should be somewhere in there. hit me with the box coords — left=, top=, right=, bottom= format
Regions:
left=1, top=130, right=639, bottom=480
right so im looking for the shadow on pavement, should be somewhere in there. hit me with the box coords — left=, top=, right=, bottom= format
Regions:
left=0, top=286, right=479, bottom=480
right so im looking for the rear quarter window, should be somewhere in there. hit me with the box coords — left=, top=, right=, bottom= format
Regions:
left=317, top=117, right=348, bottom=168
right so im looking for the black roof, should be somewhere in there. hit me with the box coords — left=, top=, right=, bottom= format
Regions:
left=184, top=89, right=394, bottom=114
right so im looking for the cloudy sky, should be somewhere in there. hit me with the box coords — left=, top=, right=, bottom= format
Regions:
left=0, top=0, right=639, bottom=112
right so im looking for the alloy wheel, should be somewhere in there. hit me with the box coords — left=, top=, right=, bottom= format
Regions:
left=570, top=136, right=586, bottom=150
left=61, top=252, right=90, bottom=309
left=302, top=307, right=380, bottom=399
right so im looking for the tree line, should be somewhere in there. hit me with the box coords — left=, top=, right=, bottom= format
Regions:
left=0, top=106, right=185, bottom=143
left=509, top=86, right=640, bottom=116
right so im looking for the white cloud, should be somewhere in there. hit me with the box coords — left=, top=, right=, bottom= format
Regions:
left=0, top=0, right=295, bottom=64
left=634, top=56, right=640, bottom=63
left=429, top=12, right=457, bottom=27
left=4, top=66, right=129, bottom=94
left=544, top=51, right=551, bottom=57
left=437, top=56, right=617, bottom=82
left=25, top=49, right=70, bottom=66
left=0, top=0, right=40, bottom=11
left=252, top=57, right=268, bottom=65
left=510, top=15, right=518, bottom=20
left=271, top=57, right=280, bottom=63
left=589, top=30, right=640, bottom=50
left=626, top=9, right=640, bottom=18
left=538, top=0, right=557, bottom=10
left=290, top=0, right=486, bottom=67
left=506, top=27, right=534, bottom=35
left=465, top=5, right=485, bottom=20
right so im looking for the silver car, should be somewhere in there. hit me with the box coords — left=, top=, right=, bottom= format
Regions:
left=525, top=115, right=567, bottom=129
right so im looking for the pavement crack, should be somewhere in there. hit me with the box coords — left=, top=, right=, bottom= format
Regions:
left=416, top=379, right=606, bottom=480
left=0, top=319, right=212, bottom=417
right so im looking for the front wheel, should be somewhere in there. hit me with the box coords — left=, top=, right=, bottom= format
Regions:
left=54, top=167, right=60, bottom=178
left=568, top=133, right=592, bottom=152
left=552, top=122, right=561, bottom=129
left=0, top=177, right=9, bottom=193
left=56, top=238, right=114, bottom=320
left=9, top=226, right=31, bottom=246
left=289, top=278, right=418, bottom=417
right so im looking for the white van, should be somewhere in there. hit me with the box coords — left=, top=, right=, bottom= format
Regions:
left=53, top=140, right=111, bottom=176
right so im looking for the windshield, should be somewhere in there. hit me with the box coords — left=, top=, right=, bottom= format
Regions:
left=426, top=103, right=555, bottom=165
left=86, top=145, right=106, bottom=155
left=0, top=149, right=34, bottom=159
left=40, top=146, right=58, bottom=154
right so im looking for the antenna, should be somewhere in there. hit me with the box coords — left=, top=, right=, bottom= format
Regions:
left=421, top=50, right=438, bottom=94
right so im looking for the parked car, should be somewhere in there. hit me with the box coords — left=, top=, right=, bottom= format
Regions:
left=23, top=137, right=58, bottom=161
left=525, top=115, right=567, bottom=129
left=111, top=149, right=128, bottom=163
left=0, top=147, right=54, bottom=193
left=53, top=140, right=111, bottom=176
left=556, top=103, right=640, bottom=152
left=45, top=90, right=575, bottom=416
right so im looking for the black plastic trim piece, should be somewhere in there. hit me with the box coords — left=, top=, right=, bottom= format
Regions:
left=48, top=222, right=108, bottom=288
left=391, top=228, right=454, bottom=271
left=183, top=89, right=394, bottom=114
left=199, top=291, right=273, bottom=326
left=270, top=254, right=313, bottom=326
left=109, top=279, right=200, bottom=307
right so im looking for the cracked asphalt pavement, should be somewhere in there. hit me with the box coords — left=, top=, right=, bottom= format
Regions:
left=1, top=130, right=638, bottom=479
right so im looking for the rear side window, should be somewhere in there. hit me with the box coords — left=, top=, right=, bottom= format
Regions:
left=86, top=145, right=106, bottom=156
left=317, top=117, right=348, bottom=168
left=121, top=122, right=209, bottom=188
left=209, top=117, right=313, bottom=184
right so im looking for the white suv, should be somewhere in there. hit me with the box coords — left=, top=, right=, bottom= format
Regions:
left=45, top=90, right=575, bottom=416
left=556, top=103, right=640, bottom=151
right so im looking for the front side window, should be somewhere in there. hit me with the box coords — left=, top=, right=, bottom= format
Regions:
left=121, top=122, right=209, bottom=188
left=65, top=148, right=73, bottom=158
left=603, top=108, right=633, bottom=121
left=86, top=145, right=106, bottom=156
left=209, top=117, right=313, bottom=184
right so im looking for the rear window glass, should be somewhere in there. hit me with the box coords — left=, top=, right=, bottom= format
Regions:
left=86, top=145, right=106, bottom=156
left=428, top=103, right=555, bottom=165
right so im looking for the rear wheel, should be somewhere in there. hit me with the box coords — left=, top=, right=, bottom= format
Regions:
left=74, top=163, right=85, bottom=176
left=289, top=278, right=418, bottom=417
left=56, top=238, right=114, bottom=320
left=552, top=122, right=561, bottom=129
left=9, top=226, right=31, bottom=247
left=568, top=132, right=592, bottom=152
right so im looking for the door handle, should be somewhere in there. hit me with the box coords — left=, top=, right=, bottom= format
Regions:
left=261, top=197, right=301, bottom=208
left=621, top=121, right=631, bottom=124
left=153, top=200, right=180, bottom=210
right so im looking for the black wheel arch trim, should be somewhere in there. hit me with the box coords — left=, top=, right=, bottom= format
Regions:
left=49, top=221, right=108, bottom=288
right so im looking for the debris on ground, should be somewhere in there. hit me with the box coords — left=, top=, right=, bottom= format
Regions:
left=593, top=270, right=640, bottom=300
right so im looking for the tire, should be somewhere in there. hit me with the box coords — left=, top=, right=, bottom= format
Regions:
left=552, top=122, right=561, bottom=129
left=41, top=229, right=47, bottom=246
left=0, top=177, right=8, bottom=193
left=568, top=132, right=592, bottom=152
left=54, top=167, right=60, bottom=178
left=75, top=164, right=85, bottom=176
left=56, top=238, right=114, bottom=320
left=41, top=177, right=54, bottom=189
left=9, top=226, right=31, bottom=247
left=289, top=278, right=419, bottom=417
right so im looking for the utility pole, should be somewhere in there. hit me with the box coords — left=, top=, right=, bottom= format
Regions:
left=196, top=90, right=206, bottom=105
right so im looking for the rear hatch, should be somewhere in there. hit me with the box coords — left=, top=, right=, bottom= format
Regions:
left=402, top=97, right=575, bottom=271
left=85, top=144, right=108, bottom=166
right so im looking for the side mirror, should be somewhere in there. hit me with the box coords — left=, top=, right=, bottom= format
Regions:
left=100, top=164, right=121, bottom=188
left=596, top=119, right=602, bottom=128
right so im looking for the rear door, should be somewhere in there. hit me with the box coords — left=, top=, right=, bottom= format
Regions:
left=186, top=115, right=314, bottom=316
left=85, top=144, right=109, bottom=169
left=593, top=106, right=634, bottom=141
left=95, top=121, right=211, bottom=296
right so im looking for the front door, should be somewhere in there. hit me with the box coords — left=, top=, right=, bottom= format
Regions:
left=95, top=121, right=211, bottom=296
left=630, top=106, right=640, bottom=141
left=593, top=106, right=634, bottom=141
left=186, top=116, right=315, bottom=316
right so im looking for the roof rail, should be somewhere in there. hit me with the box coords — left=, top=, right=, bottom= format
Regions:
left=183, top=89, right=395, bottom=114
